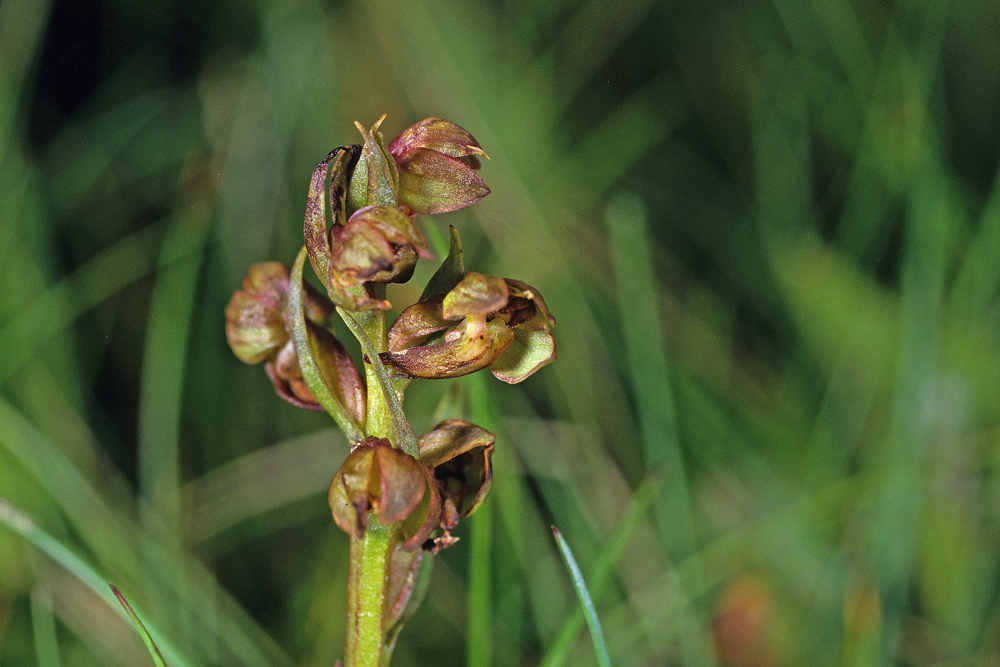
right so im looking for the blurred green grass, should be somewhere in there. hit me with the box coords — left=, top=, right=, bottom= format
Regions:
left=3, top=0, right=1000, bottom=665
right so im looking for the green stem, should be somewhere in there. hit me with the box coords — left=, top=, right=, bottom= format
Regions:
left=348, top=518, right=396, bottom=667
left=344, top=304, right=403, bottom=667
left=356, top=308, right=393, bottom=440
left=337, top=306, right=419, bottom=458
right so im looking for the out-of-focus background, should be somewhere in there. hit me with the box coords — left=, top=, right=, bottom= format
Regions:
left=3, top=0, right=1000, bottom=665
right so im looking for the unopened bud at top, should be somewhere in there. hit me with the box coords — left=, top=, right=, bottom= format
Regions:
left=388, top=117, right=491, bottom=215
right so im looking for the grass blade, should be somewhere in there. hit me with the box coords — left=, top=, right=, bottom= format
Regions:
left=0, top=500, right=198, bottom=667
left=605, top=191, right=694, bottom=557
left=551, top=526, right=611, bottom=667
left=539, top=474, right=663, bottom=667
left=111, top=583, right=170, bottom=667
left=30, top=585, right=61, bottom=667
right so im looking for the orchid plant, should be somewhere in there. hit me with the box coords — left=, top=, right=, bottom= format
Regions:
left=225, top=116, right=555, bottom=667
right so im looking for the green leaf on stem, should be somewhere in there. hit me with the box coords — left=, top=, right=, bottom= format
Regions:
left=291, top=246, right=365, bottom=441
left=420, top=225, right=466, bottom=300
left=382, top=548, right=434, bottom=665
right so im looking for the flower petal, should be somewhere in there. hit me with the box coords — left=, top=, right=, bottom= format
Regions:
left=443, top=272, right=509, bottom=319
left=388, top=297, right=451, bottom=352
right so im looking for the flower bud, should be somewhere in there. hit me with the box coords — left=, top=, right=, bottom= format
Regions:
left=388, top=118, right=490, bottom=214
left=349, top=115, right=399, bottom=210
left=326, top=205, right=431, bottom=309
left=329, top=437, right=440, bottom=550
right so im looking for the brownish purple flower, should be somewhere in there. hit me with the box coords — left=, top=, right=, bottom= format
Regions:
left=225, top=261, right=365, bottom=418
left=418, top=419, right=494, bottom=553
left=324, top=204, right=431, bottom=310
left=381, top=272, right=555, bottom=383
left=329, top=437, right=440, bottom=550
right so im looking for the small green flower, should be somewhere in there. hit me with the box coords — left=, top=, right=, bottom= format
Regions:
left=303, top=126, right=431, bottom=312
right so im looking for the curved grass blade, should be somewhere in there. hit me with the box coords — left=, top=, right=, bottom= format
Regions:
left=0, top=500, right=198, bottom=667
left=539, top=474, right=662, bottom=667
left=551, top=526, right=612, bottom=667
left=111, top=584, right=169, bottom=667
left=30, top=586, right=61, bottom=667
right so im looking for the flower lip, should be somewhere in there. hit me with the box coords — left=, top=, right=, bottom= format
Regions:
left=381, top=273, right=555, bottom=382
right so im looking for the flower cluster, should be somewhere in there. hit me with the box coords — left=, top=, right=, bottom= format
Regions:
left=225, top=116, right=554, bottom=667
left=226, top=116, right=553, bottom=550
